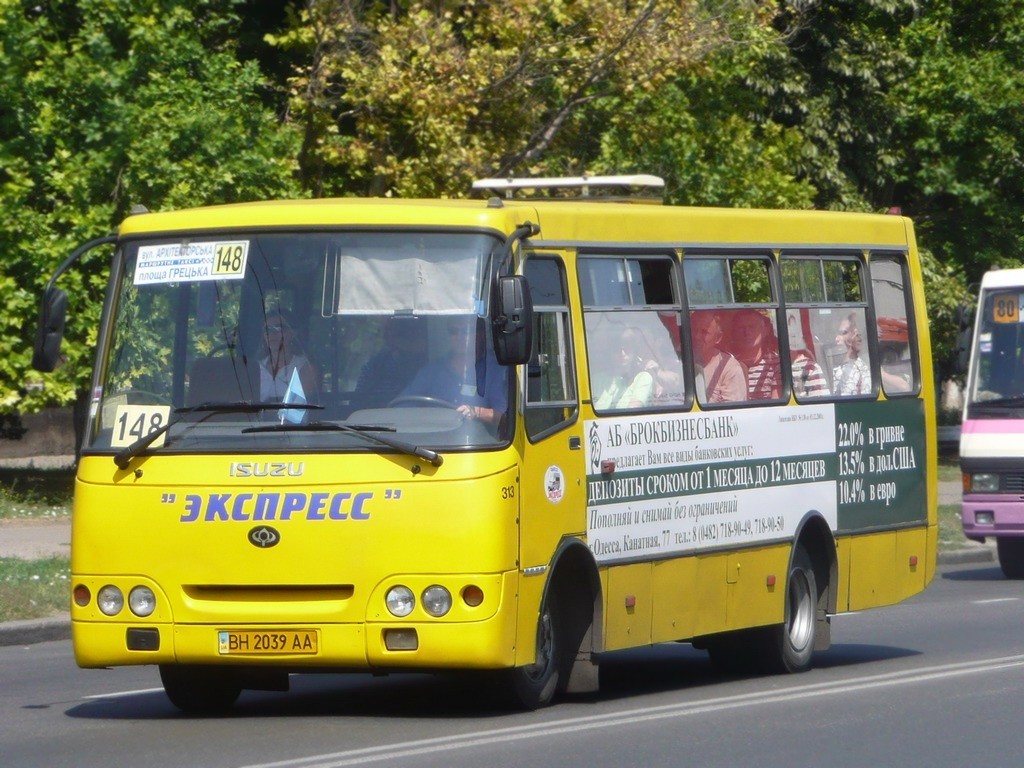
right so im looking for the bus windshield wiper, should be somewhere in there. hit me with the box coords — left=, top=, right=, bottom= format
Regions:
left=112, top=401, right=323, bottom=470
left=242, top=420, right=444, bottom=467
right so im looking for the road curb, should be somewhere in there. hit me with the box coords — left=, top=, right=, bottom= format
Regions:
left=937, top=546, right=996, bottom=566
left=0, top=613, right=70, bottom=647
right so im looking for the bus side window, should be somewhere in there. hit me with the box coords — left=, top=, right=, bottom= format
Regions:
left=581, top=254, right=684, bottom=413
left=782, top=254, right=876, bottom=399
left=871, top=254, right=917, bottom=395
left=524, top=256, right=577, bottom=439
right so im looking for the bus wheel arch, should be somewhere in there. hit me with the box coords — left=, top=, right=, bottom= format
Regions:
left=509, top=538, right=602, bottom=709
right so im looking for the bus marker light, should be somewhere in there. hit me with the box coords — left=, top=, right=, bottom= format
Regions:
left=766, top=575, right=776, bottom=588
left=73, top=584, right=91, bottom=607
left=624, top=595, right=636, bottom=609
left=384, top=628, right=418, bottom=651
left=462, top=585, right=484, bottom=607
left=909, top=555, right=919, bottom=568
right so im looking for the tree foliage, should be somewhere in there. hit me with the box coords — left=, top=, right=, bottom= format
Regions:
left=270, top=0, right=773, bottom=197
left=1, top=0, right=1021, bottom=415
left=0, top=0, right=301, bottom=410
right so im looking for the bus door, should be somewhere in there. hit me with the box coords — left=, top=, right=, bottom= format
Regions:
left=518, top=255, right=585, bottom=583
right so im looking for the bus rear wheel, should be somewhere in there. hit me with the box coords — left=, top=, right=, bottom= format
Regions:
left=159, top=664, right=241, bottom=714
left=761, top=545, right=818, bottom=674
left=996, top=537, right=1024, bottom=579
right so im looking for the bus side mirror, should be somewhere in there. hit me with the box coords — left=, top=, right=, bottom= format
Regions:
left=953, top=326, right=972, bottom=375
left=952, top=302, right=975, bottom=375
left=492, top=275, right=533, bottom=366
left=32, top=287, right=68, bottom=373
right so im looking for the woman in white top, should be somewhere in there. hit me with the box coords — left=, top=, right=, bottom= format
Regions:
left=258, top=310, right=319, bottom=403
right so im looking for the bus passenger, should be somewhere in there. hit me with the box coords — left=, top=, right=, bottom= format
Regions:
left=787, top=312, right=829, bottom=398
left=733, top=309, right=782, bottom=400
left=400, top=318, right=507, bottom=427
left=833, top=313, right=872, bottom=395
left=258, top=309, right=319, bottom=403
left=879, top=347, right=912, bottom=393
left=594, top=327, right=655, bottom=410
left=691, top=311, right=746, bottom=403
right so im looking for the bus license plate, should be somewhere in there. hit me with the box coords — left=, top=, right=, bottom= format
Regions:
left=218, top=629, right=318, bottom=655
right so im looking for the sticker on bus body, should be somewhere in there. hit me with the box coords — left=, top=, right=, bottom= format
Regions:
left=545, top=465, right=565, bottom=503
left=133, top=241, right=249, bottom=285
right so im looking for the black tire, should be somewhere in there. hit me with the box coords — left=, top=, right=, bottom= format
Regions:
left=507, top=592, right=563, bottom=710
left=159, top=664, right=241, bottom=715
left=997, top=538, right=1024, bottom=579
left=760, top=545, right=818, bottom=674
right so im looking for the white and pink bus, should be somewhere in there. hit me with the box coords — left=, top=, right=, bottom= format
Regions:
left=960, top=267, right=1024, bottom=577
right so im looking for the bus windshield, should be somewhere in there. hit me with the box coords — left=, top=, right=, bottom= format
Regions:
left=968, top=287, right=1024, bottom=410
left=89, top=230, right=513, bottom=455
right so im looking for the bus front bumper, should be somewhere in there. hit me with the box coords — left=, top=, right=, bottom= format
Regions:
left=961, top=495, right=1024, bottom=541
left=71, top=570, right=521, bottom=671
left=72, top=614, right=518, bottom=670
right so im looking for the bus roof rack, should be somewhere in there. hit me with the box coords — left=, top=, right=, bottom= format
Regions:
left=472, top=174, right=665, bottom=203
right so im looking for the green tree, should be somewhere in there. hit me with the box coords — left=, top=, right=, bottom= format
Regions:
left=271, top=0, right=773, bottom=198
left=890, top=0, right=1024, bottom=284
left=0, top=0, right=301, bottom=413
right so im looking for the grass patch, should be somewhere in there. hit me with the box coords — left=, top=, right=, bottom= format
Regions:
left=937, top=456, right=971, bottom=549
left=937, top=461, right=961, bottom=485
left=0, top=467, right=73, bottom=620
left=0, top=468, right=72, bottom=520
left=0, top=556, right=70, bottom=622
left=938, top=503, right=971, bottom=550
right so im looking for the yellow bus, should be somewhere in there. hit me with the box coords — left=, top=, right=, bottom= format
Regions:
left=33, top=176, right=936, bottom=713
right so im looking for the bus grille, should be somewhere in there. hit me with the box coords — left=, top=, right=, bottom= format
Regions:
left=1003, top=474, right=1024, bottom=493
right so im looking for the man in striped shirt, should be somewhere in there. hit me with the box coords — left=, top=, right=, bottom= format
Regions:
left=733, top=309, right=782, bottom=400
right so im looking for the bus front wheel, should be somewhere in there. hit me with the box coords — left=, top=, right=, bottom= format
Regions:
left=159, top=664, right=241, bottom=714
left=507, top=592, right=565, bottom=710
left=996, top=537, right=1024, bottom=579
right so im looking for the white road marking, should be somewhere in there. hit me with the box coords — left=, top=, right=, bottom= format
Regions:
left=82, top=687, right=164, bottom=700
left=237, top=654, right=1024, bottom=768
left=973, top=598, right=1019, bottom=605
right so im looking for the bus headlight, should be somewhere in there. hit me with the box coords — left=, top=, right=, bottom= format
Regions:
left=97, top=585, right=124, bottom=616
left=129, top=586, right=157, bottom=617
left=386, top=585, right=415, bottom=617
left=970, top=473, right=999, bottom=493
left=421, top=585, right=452, bottom=617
